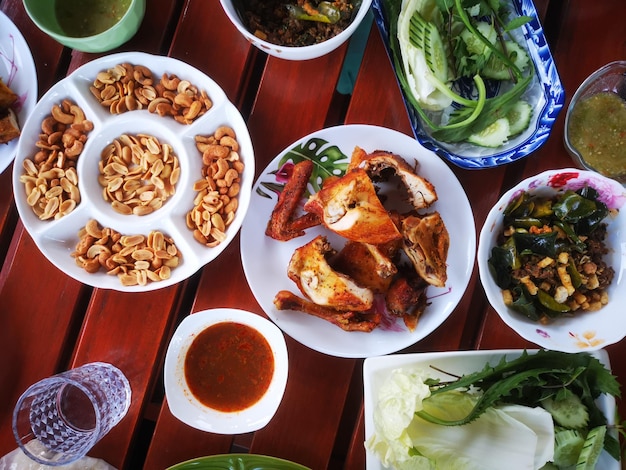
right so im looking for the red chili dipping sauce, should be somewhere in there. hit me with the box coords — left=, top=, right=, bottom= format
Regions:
left=184, top=321, right=274, bottom=412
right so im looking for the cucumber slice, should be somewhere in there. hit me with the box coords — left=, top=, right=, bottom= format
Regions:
left=506, top=100, right=533, bottom=136
left=467, top=118, right=510, bottom=147
left=409, top=12, right=448, bottom=82
left=460, top=21, right=497, bottom=56
left=576, top=425, right=606, bottom=469
left=541, top=391, right=590, bottom=429
left=482, top=41, right=530, bottom=80
left=553, top=427, right=586, bottom=467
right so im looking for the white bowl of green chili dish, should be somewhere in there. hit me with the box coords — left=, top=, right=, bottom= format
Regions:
left=478, top=169, right=626, bottom=352
left=564, top=61, right=626, bottom=184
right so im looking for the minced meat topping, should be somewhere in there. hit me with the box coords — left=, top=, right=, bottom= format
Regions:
left=239, top=0, right=358, bottom=47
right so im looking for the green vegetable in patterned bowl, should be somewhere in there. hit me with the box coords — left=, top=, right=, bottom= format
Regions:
left=372, top=0, right=566, bottom=168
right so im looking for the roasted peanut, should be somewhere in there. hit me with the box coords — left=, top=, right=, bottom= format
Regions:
left=99, top=133, right=179, bottom=215
left=91, top=63, right=213, bottom=124
left=187, top=127, right=244, bottom=247
left=20, top=100, right=92, bottom=220
left=72, top=220, right=181, bottom=286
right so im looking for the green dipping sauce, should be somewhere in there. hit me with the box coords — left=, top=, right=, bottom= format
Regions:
left=568, top=91, right=626, bottom=179
left=55, top=0, right=131, bottom=38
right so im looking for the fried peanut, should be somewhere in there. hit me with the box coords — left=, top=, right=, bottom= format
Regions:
left=90, top=63, right=213, bottom=124
left=71, top=220, right=181, bottom=286
left=99, top=133, right=179, bottom=215
left=19, top=100, right=92, bottom=220
left=186, top=127, right=244, bottom=247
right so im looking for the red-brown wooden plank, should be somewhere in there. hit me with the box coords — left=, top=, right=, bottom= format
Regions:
left=167, top=0, right=254, bottom=103
left=246, top=46, right=350, bottom=172
left=56, top=1, right=191, bottom=467
left=69, top=285, right=187, bottom=469
left=0, top=0, right=82, bottom=459
left=0, top=225, right=87, bottom=457
left=0, top=0, right=186, bottom=466
left=146, top=2, right=355, bottom=467
left=141, top=2, right=261, bottom=468
left=143, top=239, right=244, bottom=469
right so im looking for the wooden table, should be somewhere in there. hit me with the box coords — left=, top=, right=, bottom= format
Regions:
left=1, top=1, right=625, bottom=468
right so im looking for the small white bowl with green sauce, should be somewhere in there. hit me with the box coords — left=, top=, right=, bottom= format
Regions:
left=23, top=0, right=145, bottom=53
left=564, top=61, right=626, bottom=185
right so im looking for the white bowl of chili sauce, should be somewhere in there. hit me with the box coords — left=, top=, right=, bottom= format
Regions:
left=164, top=308, right=289, bottom=433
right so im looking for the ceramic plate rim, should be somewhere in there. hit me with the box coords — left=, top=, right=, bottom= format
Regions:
left=166, top=453, right=310, bottom=470
left=241, top=124, right=476, bottom=358
left=0, top=10, right=38, bottom=173
left=163, top=308, right=289, bottom=434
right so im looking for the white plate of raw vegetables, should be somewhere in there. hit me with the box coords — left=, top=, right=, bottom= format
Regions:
left=371, top=0, right=565, bottom=169
left=364, top=349, right=619, bottom=469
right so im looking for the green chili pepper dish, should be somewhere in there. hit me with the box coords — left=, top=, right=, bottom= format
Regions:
left=488, top=185, right=614, bottom=322
left=477, top=169, right=626, bottom=353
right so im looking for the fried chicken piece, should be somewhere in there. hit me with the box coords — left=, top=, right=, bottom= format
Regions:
left=266, top=160, right=321, bottom=241
left=0, top=79, right=18, bottom=108
left=401, top=212, right=449, bottom=288
left=385, top=268, right=428, bottom=331
left=287, top=235, right=374, bottom=311
left=274, top=290, right=381, bottom=332
left=0, top=108, right=20, bottom=144
left=0, top=79, right=19, bottom=144
left=348, top=147, right=438, bottom=210
left=304, top=168, right=402, bottom=245
left=330, top=240, right=400, bottom=293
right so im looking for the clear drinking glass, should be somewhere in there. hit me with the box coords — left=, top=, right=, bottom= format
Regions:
left=12, top=362, right=131, bottom=466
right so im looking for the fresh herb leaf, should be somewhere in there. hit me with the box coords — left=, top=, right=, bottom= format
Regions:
left=504, top=15, right=533, bottom=32
left=416, top=351, right=620, bottom=444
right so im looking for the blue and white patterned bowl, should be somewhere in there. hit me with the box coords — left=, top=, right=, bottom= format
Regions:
left=372, top=0, right=565, bottom=169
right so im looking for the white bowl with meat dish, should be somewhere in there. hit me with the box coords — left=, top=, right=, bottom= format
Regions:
left=164, top=308, right=289, bottom=434
left=220, top=0, right=372, bottom=61
left=241, top=124, right=475, bottom=358
left=478, top=169, right=626, bottom=352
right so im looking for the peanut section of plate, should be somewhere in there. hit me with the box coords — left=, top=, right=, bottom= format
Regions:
left=12, top=52, right=254, bottom=292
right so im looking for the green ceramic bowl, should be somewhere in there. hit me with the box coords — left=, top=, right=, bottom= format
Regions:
left=22, top=0, right=145, bottom=53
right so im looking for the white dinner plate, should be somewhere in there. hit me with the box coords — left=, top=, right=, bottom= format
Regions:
left=12, top=52, right=254, bottom=291
left=0, top=11, right=37, bottom=173
left=363, top=349, right=619, bottom=469
left=240, top=124, right=475, bottom=358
